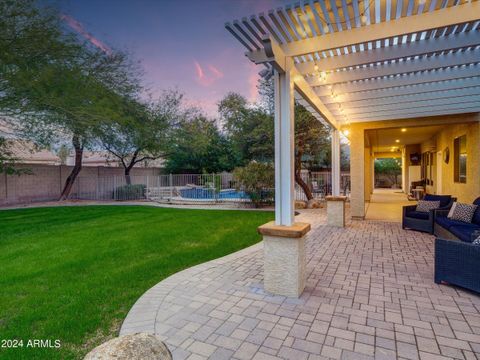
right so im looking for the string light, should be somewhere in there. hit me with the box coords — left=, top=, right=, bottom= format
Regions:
left=360, top=15, right=368, bottom=24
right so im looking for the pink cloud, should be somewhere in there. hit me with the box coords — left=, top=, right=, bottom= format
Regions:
left=61, top=14, right=112, bottom=54
left=193, top=60, right=223, bottom=87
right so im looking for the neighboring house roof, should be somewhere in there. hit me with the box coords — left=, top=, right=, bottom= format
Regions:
left=6, top=139, right=60, bottom=165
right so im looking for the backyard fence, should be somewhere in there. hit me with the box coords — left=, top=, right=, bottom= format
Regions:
left=0, top=164, right=350, bottom=206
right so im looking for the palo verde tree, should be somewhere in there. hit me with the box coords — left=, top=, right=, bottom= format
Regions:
left=97, top=90, right=184, bottom=184
left=0, top=0, right=142, bottom=199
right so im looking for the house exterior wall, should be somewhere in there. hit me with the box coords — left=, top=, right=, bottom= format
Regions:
left=347, top=114, right=479, bottom=219
left=423, top=122, right=480, bottom=203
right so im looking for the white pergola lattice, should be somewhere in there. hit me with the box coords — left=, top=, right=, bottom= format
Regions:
left=226, top=0, right=480, bottom=226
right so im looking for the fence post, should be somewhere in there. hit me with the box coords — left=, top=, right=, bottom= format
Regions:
left=169, top=173, right=173, bottom=199
left=113, top=176, right=117, bottom=201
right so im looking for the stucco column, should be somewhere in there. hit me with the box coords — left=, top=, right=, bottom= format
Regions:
left=258, top=222, right=310, bottom=297
left=350, top=124, right=365, bottom=219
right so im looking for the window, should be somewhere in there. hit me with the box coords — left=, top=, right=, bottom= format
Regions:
left=454, top=135, right=467, bottom=183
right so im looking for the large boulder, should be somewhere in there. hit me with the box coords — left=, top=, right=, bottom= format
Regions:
left=307, top=199, right=322, bottom=209
left=295, top=200, right=307, bottom=209
left=84, top=333, right=172, bottom=360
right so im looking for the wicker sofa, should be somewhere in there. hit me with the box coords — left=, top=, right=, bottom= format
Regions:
left=433, top=197, right=480, bottom=242
left=435, top=238, right=480, bottom=293
left=402, top=194, right=455, bottom=234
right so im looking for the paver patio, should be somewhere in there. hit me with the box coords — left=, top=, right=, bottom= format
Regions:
left=121, top=209, right=480, bottom=360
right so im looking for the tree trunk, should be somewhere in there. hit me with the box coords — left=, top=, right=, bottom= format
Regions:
left=60, top=135, right=83, bottom=200
left=295, top=150, right=313, bottom=200
left=124, top=151, right=139, bottom=185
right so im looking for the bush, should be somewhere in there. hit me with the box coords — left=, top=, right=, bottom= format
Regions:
left=233, top=162, right=274, bottom=207
left=114, top=184, right=146, bottom=201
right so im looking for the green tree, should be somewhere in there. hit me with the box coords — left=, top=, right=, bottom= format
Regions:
left=294, top=104, right=331, bottom=200
left=97, top=90, right=183, bottom=184
left=219, top=93, right=274, bottom=163
left=165, top=115, right=238, bottom=173
left=233, top=161, right=274, bottom=207
left=375, top=158, right=402, bottom=187
left=0, top=0, right=142, bottom=199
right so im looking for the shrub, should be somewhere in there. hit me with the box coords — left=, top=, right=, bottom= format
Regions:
left=114, top=184, right=146, bottom=200
left=233, top=162, right=274, bottom=207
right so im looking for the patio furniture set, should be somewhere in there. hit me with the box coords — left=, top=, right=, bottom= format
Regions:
left=402, top=195, right=480, bottom=294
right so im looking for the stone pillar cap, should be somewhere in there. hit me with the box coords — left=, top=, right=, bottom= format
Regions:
left=258, top=221, right=311, bottom=238
left=325, top=196, right=348, bottom=202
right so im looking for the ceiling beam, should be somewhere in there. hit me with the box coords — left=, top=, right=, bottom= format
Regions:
left=276, top=2, right=480, bottom=57
left=329, top=95, right=480, bottom=116
left=296, top=30, right=480, bottom=74
left=349, top=105, right=480, bottom=122
left=254, top=36, right=339, bottom=129
left=321, top=77, right=480, bottom=103
left=340, top=87, right=480, bottom=108
left=305, top=49, right=480, bottom=85
left=314, top=65, right=480, bottom=95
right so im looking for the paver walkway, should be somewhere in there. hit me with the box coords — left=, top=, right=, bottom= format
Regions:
left=121, top=210, right=480, bottom=360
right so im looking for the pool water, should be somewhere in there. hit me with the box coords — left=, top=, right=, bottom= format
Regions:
left=179, top=188, right=249, bottom=200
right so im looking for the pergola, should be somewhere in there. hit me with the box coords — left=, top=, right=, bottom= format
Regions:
left=226, top=0, right=480, bottom=227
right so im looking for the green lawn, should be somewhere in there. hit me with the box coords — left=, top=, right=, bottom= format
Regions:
left=0, top=205, right=273, bottom=360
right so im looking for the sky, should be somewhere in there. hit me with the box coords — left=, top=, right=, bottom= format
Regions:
left=58, top=0, right=291, bottom=117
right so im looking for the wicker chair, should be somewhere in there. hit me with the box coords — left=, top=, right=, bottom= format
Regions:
left=402, top=195, right=455, bottom=234
left=435, top=238, right=480, bottom=293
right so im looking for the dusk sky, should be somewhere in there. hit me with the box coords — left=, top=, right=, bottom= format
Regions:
left=58, top=0, right=290, bottom=116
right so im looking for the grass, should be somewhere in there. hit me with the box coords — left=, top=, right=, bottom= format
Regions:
left=0, top=205, right=273, bottom=360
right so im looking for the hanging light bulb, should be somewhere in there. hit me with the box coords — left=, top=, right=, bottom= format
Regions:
left=323, top=24, right=330, bottom=33
left=419, top=0, right=426, bottom=5
left=314, top=63, right=319, bottom=72
left=360, top=14, right=368, bottom=24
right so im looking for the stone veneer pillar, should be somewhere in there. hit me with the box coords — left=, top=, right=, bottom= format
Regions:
left=325, top=196, right=347, bottom=227
left=258, top=222, right=311, bottom=298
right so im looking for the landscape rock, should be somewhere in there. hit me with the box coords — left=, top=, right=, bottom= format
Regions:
left=307, top=199, right=322, bottom=209
left=295, top=200, right=307, bottom=209
left=84, top=333, right=172, bottom=360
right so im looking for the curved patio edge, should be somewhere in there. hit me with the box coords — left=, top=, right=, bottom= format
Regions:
left=119, top=241, right=263, bottom=336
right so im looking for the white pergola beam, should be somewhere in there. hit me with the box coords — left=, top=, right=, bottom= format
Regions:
left=325, top=87, right=480, bottom=108
left=278, top=2, right=480, bottom=57
left=315, top=65, right=480, bottom=95
left=349, top=107, right=480, bottom=122
left=321, top=77, right=480, bottom=103
left=298, top=30, right=480, bottom=75
left=250, top=36, right=340, bottom=129
left=348, top=102, right=480, bottom=122
left=306, top=49, right=480, bottom=85
left=330, top=95, right=480, bottom=116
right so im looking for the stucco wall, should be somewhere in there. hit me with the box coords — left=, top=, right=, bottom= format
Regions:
left=0, top=165, right=163, bottom=206
left=432, top=122, right=480, bottom=203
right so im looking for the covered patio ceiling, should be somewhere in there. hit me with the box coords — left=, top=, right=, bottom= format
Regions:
left=225, top=0, right=480, bottom=128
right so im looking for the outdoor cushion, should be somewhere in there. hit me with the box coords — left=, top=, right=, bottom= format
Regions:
left=473, top=235, right=480, bottom=245
left=406, top=210, right=430, bottom=220
left=416, top=200, right=440, bottom=212
left=435, top=216, right=472, bottom=230
left=472, top=197, right=480, bottom=225
left=424, top=194, right=451, bottom=208
left=449, top=224, right=480, bottom=243
left=448, top=202, right=478, bottom=223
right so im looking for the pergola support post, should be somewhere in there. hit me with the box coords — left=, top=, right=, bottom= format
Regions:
left=257, top=63, right=310, bottom=298
left=274, top=68, right=295, bottom=226
left=331, top=129, right=341, bottom=197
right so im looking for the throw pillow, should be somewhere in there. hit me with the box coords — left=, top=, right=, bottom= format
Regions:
left=447, top=202, right=457, bottom=218
left=416, top=200, right=441, bottom=213
left=473, top=236, right=480, bottom=245
left=447, top=202, right=478, bottom=223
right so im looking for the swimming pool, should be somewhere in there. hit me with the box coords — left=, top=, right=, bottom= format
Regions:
left=179, top=188, right=249, bottom=200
